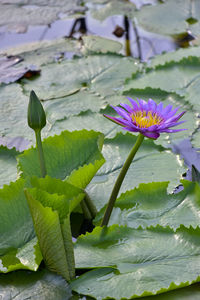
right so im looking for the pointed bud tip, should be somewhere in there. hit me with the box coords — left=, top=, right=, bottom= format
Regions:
left=28, top=90, right=46, bottom=131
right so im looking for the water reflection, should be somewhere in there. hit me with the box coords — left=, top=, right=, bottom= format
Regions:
left=0, top=12, right=179, bottom=61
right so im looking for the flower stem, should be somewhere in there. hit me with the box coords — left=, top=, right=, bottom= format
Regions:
left=101, top=133, right=144, bottom=227
left=35, top=130, right=47, bottom=178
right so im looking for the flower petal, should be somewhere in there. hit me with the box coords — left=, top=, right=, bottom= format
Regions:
left=142, top=131, right=160, bottom=139
left=110, top=106, right=131, bottom=120
left=127, top=97, right=139, bottom=110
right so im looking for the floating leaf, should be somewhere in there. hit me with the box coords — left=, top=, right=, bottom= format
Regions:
left=150, top=46, right=200, bottom=68
left=1, top=38, right=81, bottom=67
left=0, top=146, right=19, bottom=188
left=0, top=1, right=85, bottom=32
left=81, top=35, right=122, bottom=55
left=94, top=180, right=200, bottom=229
left=72, top=225, right=200, bottom=299
left=124, top=57, right=200, bottom=98
left=23, top=54, right=134, bottom=100
left=136, top=0, right=199, bottom=36
left=0, top=268, right=71, bottom=300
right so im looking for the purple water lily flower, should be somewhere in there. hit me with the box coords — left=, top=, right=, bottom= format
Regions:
left=104, top=98, right=186, bottom=139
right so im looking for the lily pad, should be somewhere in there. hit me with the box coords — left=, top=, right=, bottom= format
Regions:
left=94, top=180, right=200, bottom=229
left=0, top=179, right=42, bottom=273
left=23, top=54, right=138, bottom=100
left=81, top=35, right=122, bottom=55
left=136, top=0, right=199, bottom=36
left=72, top=225, right=200, bottom=299
left=18, top=130, right=105, bottom=190
left=0, top=146, right=19, bottom=188
left=0, top=1, right=85, bottom=33
left=0, top=268, right=71, bottom=300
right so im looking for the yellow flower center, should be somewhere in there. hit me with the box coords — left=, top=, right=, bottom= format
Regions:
left=131, top=111, right=163, bottom=128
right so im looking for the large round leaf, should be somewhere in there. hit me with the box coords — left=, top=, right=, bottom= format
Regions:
left=72, top=225, right=200, bottom=299
left=0, top=268, right=71, bottom=300
left=94, top=180, right=200, bottom=229
left=136, top=0, right=199, bottom=36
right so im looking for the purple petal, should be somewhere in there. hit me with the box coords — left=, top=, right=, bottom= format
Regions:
left=142, top=131, right=160, bottom=139
left=104, top=115, right=132, bottom=127
left=122, top=126, right=139, bottom=132
left=120, top=103, right=133, bottom=113
left=163, top=104, right=173, bottom=115
left=159, top=128, right=187, bottom=133
left=166, top=106, right=180, bottom=118
left=111, top=106, right=131, bottom=120
left=156, top=102, right=163, bottom=114
left=148, top=98, right=157, bottom=111
left=165, top=111, right=186, bottom=124
left=138, top=99, right=148, bottom=111
left=166, top=120, right=186, bottom=128
left=145, top=124, right=159, bottom=131
left=127, top=97, right=139, bottom=110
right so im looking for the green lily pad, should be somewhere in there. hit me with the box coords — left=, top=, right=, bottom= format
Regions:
left=18, top=130, right=105, bottom=189
left=94, top=180, right=200, bottom=229
left=0, top=146, right=19, bottom=188
left=136, top=0, right=199, bottom=36
left=0, top=268, right=71, bottom=300
left=1, top=38, right=81, bottom=67
left=0, top=179, right=42, bottom=273
left=23, top=54, right=135, bottom=100
left=81, top=35, right=122, bottom=55
left=150, top=46, right=200, bottom=68
left=124, top=57, right=200, bottom=98
left=72, top=225, right=200, bottom=299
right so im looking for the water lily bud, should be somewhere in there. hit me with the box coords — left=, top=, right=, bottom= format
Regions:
left=28, top=90, right=46, bottom=131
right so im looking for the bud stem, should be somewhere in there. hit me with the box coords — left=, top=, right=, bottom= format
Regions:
left=35, top=130, right=47, bottom=178
left=101, top=133, right=144, bottom=227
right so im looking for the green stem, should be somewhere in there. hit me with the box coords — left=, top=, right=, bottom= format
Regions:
left=84, top=192, right=97, bottom=218
left=80, top=199, right=92, bottom=220
left=35, top=130, right=46, bottom=178
left=101, top=133, right=145, bottom=227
